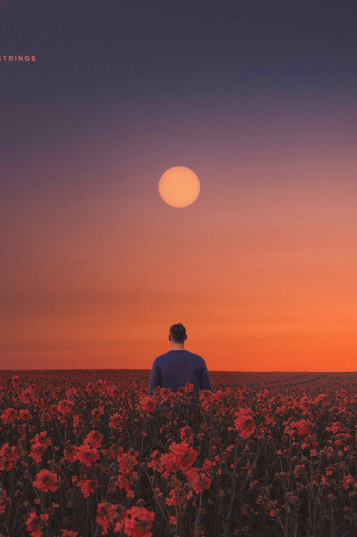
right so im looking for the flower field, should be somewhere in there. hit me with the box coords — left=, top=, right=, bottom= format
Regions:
left=1, top=370, right=357, bottom=537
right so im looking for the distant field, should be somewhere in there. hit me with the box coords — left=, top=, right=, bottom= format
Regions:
left=2, top=369, right=357, bottom=395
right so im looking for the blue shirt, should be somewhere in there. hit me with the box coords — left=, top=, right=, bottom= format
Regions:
left=149, top=349, right=213, bottom=396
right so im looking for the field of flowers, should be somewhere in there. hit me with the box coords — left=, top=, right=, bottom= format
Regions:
left=1, top=370, right=357, bottom=537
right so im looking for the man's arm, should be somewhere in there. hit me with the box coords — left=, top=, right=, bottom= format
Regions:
left=149, top=360, right=161, bottom=396
left=200, top=362, right=213, bottom=392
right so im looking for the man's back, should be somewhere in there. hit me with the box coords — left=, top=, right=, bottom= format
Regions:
left=149, top=349, right=212, bottom=396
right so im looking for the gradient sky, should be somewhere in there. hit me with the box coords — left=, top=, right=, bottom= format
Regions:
left=1, top=1, right=357, bottom=371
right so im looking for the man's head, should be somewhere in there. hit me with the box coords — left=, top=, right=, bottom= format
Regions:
left=169, top=323, right=187, bottom=344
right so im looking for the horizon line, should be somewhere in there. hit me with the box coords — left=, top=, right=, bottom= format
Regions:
left=1, top=369, right=357, bottom=373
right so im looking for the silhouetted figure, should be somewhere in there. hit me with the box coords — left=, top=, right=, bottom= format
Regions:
left=149, top=323, right=212, bottom=396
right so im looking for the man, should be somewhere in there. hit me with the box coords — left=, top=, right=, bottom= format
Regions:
left=149, top=323, right=213, bottom=396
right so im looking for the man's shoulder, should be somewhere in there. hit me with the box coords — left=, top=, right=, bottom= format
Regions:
left=183, top=350, right=206, bottom=363
left=153, top=351, right=172, bottom=363
left=183, top=350, right=202, bottom=357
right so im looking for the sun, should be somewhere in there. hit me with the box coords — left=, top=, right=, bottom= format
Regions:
left=158, top=166, right=200, bottom=208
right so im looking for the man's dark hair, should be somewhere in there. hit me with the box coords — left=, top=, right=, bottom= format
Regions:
left=169, top=323, right=187, bottom=343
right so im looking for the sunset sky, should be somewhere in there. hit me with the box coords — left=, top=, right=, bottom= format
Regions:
left=1, top=1, right=357, bottom=371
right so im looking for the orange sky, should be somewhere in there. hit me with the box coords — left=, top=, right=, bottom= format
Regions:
left=1, top=96, right=357, bottom=371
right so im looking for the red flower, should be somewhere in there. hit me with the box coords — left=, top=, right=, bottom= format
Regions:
left=57, top=399, right=75, bottom=415
left=140, top=396, right=156, bottom=412
left=19, top=409, right=32, bottom=420
left=117, top=472, right=137, bottom=498
left=180, top=426, right=193, bottom=443
left=25, top=512, right=49, bottom=537
left=153, top=387, right=172, bottom=401
left=77, top=443, right=99, bottom=467
left=12, top=375, right=21, bottom=386
left=32, top=431, right=52, bottom=448
left=76, top=479, right=98, bottom=498
left=165, top=489, right=181, bottom=506
left=148, top=451, right=176, bottom=478
left=1, top=408, right=17, bottom=424
left=64, top=444, right=79, bottom=463
left=96, top=379, right=108, bottom=393
left=343, top=474, right=354, bottom=489
left=33, top=469, right=59, bottom=493
left=290, top=419, right=314, bottom=435
left=186, top=466, right=212, bottom=494
left=84, top=430, right=103, bottom=448
left=96, top=502, right=125, bottom=534
left=49, top=404, right=59, bottom=415
left=117, top=449, right=139, bottom=474
left=109, top=413, right=123, bottom=428
left=169, top=441, right=198, bottom=470
left=0, top=443, right=20, bottom=471
left=123, top=506, right=155, bottom=537
left=234, top=408, right=256, bottom=440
